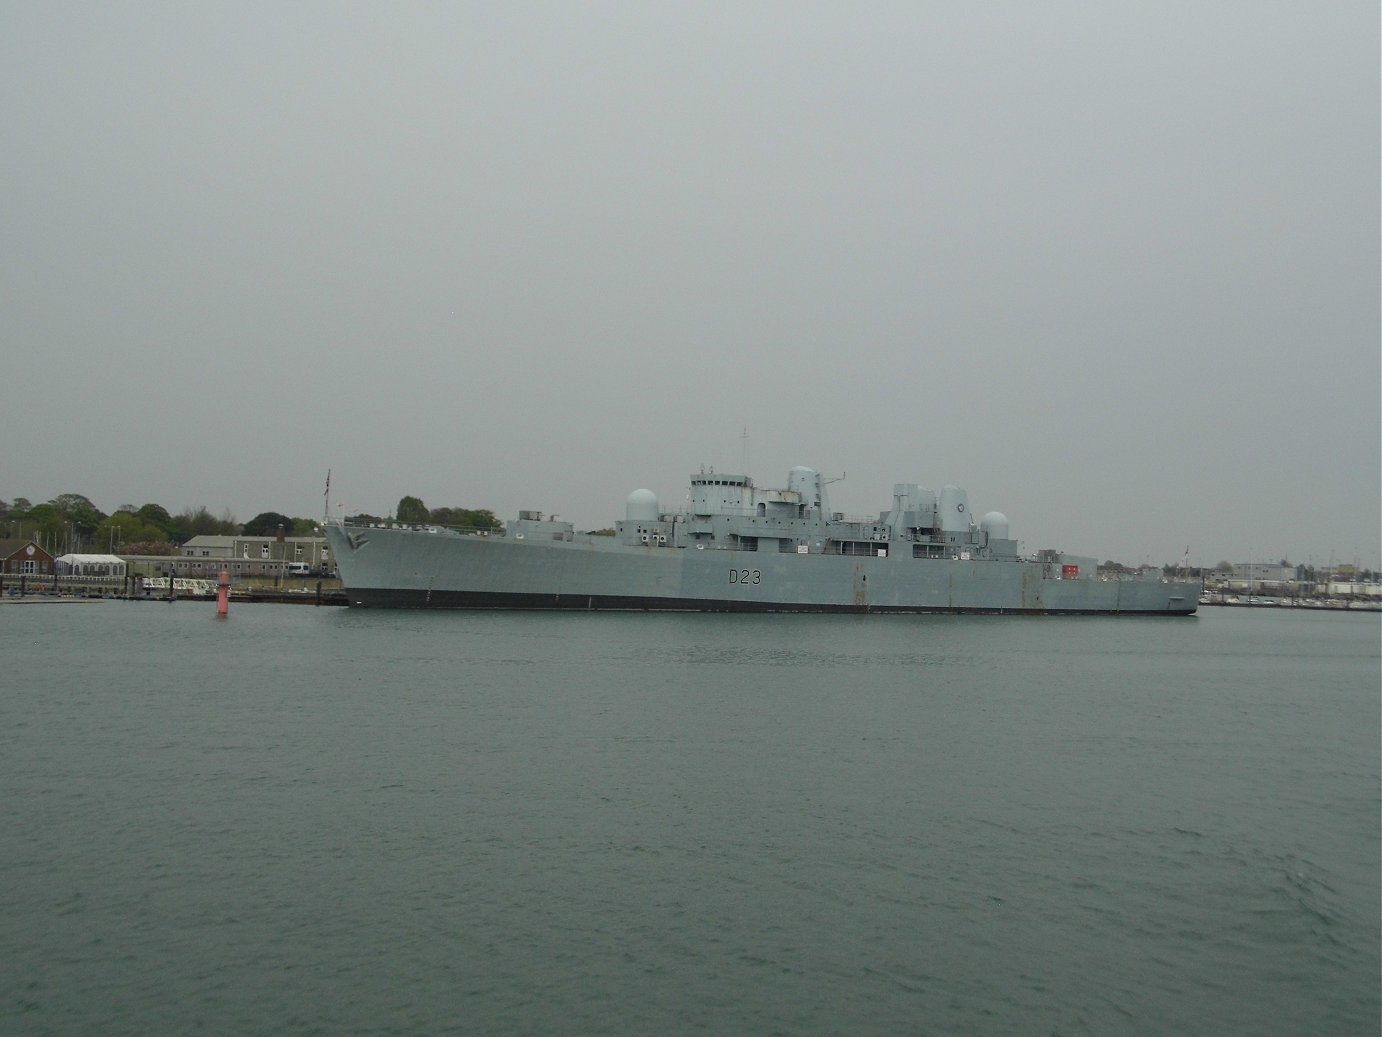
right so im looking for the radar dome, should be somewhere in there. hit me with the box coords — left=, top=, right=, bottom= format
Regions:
left=625, top=489, right=659, bottom=522
left=980, top=511, right=1010, bottom=540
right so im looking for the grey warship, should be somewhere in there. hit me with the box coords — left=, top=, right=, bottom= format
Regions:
left=324, top=466, right=1198, bottom=614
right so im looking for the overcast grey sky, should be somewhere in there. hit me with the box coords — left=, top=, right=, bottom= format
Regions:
left=3, top=2, right=1378, bottom=568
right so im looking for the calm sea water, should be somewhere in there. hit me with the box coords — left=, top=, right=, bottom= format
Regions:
left=2, top=602, right=1377, bottom=1035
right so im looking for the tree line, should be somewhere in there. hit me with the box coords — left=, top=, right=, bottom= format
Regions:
left=356, top=496, right=502, bottom=532
left=1, top=492, right=502, bottom=556
left=0, top=495, right=315, bottom=555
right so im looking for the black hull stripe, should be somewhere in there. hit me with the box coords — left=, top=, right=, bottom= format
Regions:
left=344, top=588, right=1196, bottom=616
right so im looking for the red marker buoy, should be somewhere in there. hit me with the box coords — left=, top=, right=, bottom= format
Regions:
left=217, top=569, right=230, bottom=617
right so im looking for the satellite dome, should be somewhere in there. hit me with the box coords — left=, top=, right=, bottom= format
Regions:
left=625, top=489, right=659, bottom=522
left=980, top=511, right=1010, bottom=540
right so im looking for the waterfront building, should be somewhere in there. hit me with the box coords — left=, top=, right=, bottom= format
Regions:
left=175, top=533, right=333, bottom=576
left=0, top=538, right=56, bottom=577
left=55, top=554, right=128, bottom=580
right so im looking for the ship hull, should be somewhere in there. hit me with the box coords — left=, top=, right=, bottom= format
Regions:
left=326, top=525, right=1198, bottom=615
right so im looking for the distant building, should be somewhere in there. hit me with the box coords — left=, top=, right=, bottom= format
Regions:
left=1202, top=561, right=1299, bottom=594
left=1326, top=580, right=1382, bottom=598
left=174, top=533, right=332, bottom=576
left=56, top=554, right=127, bottom=579
left=1227, top=562, right=1297, bottom=583
left=0, top=538, right=56, bottom=577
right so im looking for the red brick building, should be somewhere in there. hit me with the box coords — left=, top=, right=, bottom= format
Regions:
left=0, top=538, right=56, bottom=577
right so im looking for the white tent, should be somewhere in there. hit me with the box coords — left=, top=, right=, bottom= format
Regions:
left=56, top=554, right=128, bottom=578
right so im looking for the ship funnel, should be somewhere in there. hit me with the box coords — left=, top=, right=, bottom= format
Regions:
left=938, top=485, right=972, bottom=533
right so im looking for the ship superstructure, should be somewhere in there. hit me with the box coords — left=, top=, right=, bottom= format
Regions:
left=611, top=466, right=1016, bottom=562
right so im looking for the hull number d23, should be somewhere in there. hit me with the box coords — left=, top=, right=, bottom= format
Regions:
left=729, top=569, right=762, bottom=585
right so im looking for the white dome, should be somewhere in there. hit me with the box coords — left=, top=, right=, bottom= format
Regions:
left=980, top=511, right=1010, bottom=539
left=625, top=489, right=659, bottom=522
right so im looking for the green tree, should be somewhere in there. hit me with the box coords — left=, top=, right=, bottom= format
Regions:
left=171, top=506, right=236, bottom=541
left=428, top=506, right=502, bottom=531
left=136, top=503, right=174, bottom=535
left=242, top=512, right=296, bottom=537
left=461, top=508, right=502, bottom=532
left=1, top=499, right=31, bottom=538
left=397, top=496, right=429, bottom=524
left=26, top=502, right=61, bottom=529
left=427, top=506, right=460, bottom=527
left=49, top=493, right=106, bottom=538
left=95, top=511, right=167, bottom=551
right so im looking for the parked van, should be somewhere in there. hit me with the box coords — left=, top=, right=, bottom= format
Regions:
left=286, top=562, right=312, bottom=576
